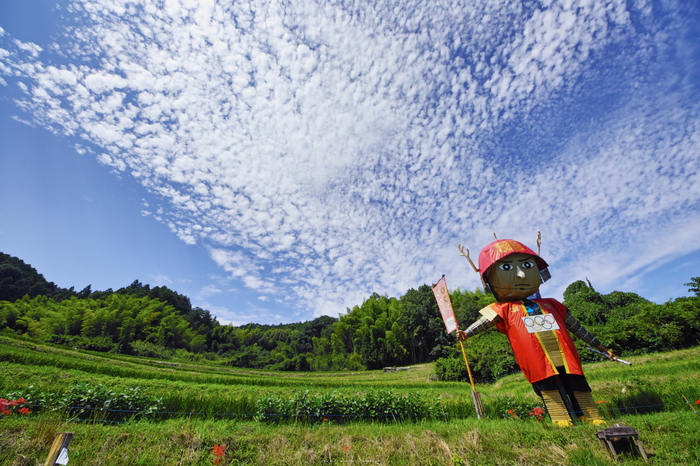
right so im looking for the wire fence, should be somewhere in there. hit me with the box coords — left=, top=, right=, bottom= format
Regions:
left=2, top=398, right=697, bottom=425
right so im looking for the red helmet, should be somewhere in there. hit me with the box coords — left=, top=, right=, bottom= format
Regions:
left=478, top=239, right=548, bottom=283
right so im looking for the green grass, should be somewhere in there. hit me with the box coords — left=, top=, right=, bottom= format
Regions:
left=1, top=336, right=700, bottom=464
left=2, top=411, right=698, bottom=465
left=1, top=336, right=699, bottom=419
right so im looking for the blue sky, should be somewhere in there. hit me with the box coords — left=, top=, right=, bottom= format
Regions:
left=1, top=0, right=699, bottom=326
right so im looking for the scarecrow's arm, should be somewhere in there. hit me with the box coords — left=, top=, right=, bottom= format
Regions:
left=564, top=310, right=616, bottom=359
left=458, top=307, right=501, bottom=340
left=465, top=316, right=499, bottom=337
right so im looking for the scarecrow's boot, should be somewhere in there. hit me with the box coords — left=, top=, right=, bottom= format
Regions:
left=573, top=391, right=606, bottom=426
left=541, top=390, right=573, bottom=427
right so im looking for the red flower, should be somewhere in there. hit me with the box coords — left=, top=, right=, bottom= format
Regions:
left=1, top=398, right=30, bottom=416
left=695, top=400, right=700, bottom=405
left=343, top=446, right=350, bottom=450
left=506, top=409, right=514, bottom=414
left=211, top=444, right=225, bottom=465
left=529, top=407, right=545, bottom=421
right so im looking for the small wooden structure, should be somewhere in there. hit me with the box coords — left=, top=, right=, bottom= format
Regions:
left=596, top=425, right=648, bottom=462
left=383, top=366, right=411, bottom=373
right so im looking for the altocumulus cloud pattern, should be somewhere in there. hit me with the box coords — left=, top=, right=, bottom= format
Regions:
left=1, top=0, right=699, bottom=316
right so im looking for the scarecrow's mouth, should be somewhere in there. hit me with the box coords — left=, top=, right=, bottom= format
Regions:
left=495, top=284, right=531, bottom=290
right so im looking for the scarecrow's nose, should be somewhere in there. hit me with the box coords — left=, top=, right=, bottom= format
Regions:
left=516, top=266, right=526, bottom=278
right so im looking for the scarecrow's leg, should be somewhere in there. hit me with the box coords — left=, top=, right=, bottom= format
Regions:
left=573, top=391, right=606, bottom=425
left=541, top=390, right=574, bottom=426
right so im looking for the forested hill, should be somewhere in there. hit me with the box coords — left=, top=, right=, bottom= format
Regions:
left=1, top=252, right=699, bottom=379
left=0, top=252, right=69, bottom=302
left=0, top=252, right=339, bottom=369
left=1, top=252, right=199, bottom=318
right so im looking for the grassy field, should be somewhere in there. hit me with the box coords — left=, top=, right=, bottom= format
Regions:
left=1, top=336, right=699, bottom=465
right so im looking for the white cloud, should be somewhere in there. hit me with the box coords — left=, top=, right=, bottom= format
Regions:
left=1, top=0, right=699, bottom=319
left=196, top=284, right=222, bottom=300
left=148, top=274, right=173, bottom=286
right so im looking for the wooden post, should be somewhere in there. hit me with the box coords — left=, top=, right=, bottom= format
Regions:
left=44, top=432, right=74, bottom=466
left=682, top=393, right=698, bottom=414
left=458, top=339, right=484, bottom=419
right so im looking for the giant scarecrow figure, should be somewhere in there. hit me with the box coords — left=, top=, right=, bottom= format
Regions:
left=457, top=236, right=616, bottom=426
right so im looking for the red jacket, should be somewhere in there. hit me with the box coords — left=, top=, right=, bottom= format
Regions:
left=485, top=298, right=583, bottom=383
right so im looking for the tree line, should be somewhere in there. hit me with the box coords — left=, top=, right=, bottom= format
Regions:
left=438, top=278, right=700, bottom=383
left=1, top=252, right=699, bottom=378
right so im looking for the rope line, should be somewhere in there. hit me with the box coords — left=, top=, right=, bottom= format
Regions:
left=1, top=400, right=692, bottom=421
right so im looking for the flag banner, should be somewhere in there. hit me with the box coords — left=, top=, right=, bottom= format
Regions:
left=432, top=276, right=458, bottom=333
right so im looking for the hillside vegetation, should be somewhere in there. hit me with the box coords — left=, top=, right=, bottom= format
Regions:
left=1, top=339, right=699, bottom=464
left=2, top=252, right=700, bottom=381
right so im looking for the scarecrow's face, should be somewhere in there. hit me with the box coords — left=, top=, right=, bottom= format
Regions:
left=486, top=253, right=540, bottom=301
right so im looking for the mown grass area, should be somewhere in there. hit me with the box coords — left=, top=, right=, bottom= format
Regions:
left=1, top=336, right=699, bottom=464
left=2, top=411, right=699, bottom=465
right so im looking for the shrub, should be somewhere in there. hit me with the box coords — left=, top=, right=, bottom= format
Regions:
left=434, top=357, right=470, bottom=382
left=47, top=335, right=116, bottom=352
left=435, top=332, right=518, bottom=383
left=131, top=340, right=173, bottom=360
left=255, top=390, right=437, bottom=423
left=4, top=382, right=164, bottom=422
left=60, top=382, right=164, bottom=421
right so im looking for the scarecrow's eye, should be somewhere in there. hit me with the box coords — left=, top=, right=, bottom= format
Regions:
left=521, top=261, right=534, bottom=269
left=498, top=263, right=513, bottom=271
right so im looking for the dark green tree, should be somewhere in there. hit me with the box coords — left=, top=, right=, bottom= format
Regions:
left=0, top=252, right=63, bottom=301
left=399, top=285, right=452, bottom=364
left=685, top=277, right=700, bottom=296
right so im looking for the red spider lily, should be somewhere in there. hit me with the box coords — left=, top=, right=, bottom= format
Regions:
left=529, top=406, right=545, bottom=421
left=18, top=407, right=31, bottom=415
left=343, top=446, right=350, bottom=450
left=323, top=417, right=329, bottom=422
left=211, top=444, right=225, bottom=465
left=506, top=409, right=517, bottom=418
left=695, top=400, right=700, bottom=405
left=0, top=398, right=28, bottom=416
